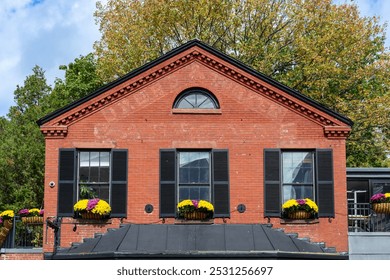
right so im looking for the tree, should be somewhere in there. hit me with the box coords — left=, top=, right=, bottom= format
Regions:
left=94, top=0, right=390, bottom=166
left=0, top=66, right=51, bottom=211
left=0, top=55, right=103, bottom=211
left=47, top=53, right=103, bottom=110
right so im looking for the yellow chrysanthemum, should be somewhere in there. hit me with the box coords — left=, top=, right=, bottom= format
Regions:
left=385, top=193, right=390, bottom=198
left=0, top=210, right=15, bottom=219
left=73, top=199, right=89, bottom=212
left=29, top=208, right=40, bottom=216
left=198, top=200, right=214, bottom=212
left=91, top=200, right=111, bottom=215
left=177, top=199, right=194, bottom=209
left=282, top=199, right=299, bottom=209
left=305, top=198, right=319, bottom=213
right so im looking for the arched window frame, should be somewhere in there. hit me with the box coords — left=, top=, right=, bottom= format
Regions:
left=173, top=88, right=220, bottom=109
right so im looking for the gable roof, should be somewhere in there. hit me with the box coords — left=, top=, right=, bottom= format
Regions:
left=49, top=224, right=348, bottom=260
left=37, top=40, right=352, bottom=138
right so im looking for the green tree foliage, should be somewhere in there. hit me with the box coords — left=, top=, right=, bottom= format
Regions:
left=94, top=0, right=390, bottom=167
left=0, top=66, right=50, bottom=211
left=0, top=55, right=102, bottom=211
left=47, top=53, right=103, bottom=109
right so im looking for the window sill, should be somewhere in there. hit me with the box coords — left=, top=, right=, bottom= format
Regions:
left=174, top=219, right=214, bottom=225
left=280, top=218, right=319, bottom=224
left=172, top=108, right=221, bottom=115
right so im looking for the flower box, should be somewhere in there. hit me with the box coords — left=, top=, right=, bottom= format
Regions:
left=287, top=210, right=312, bottom=219
left=21, top=216, right=44, bottom=224
left=370, top=193, right=390, bottom=214
left=177, top=199, right=214, bottom=220
left=184, top=210, right=208, bottom=220
left=74, top=198, right=111, bottom=220
left=0, top=211, right=14, bottom=247
left=372, top=202, right=390, bottom=214
left=19, top=208, right=44, bottom=225
left=282, top=198, right=318, bottom=219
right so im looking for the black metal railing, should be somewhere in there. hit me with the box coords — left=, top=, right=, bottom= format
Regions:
left=348, top=203, right=390, bottom=232
left=0, top=216, right=43, bottom=249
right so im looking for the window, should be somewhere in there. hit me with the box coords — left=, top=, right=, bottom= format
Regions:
left=173, top=88, right=219, bottom=109
left=160, top=149, right=229, bottom=218
left=58, top=149, right=128, bottom=217
left=78, top=151, right=110, bottom=201
left=264, top=149, right=334, bottom=218
left=178, top=151, right=211, bottom=202
left=282, top=152, right=314, bottom=203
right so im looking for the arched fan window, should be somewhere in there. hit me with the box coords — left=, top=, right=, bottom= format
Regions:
left=173, top=88, right=219, bottom=109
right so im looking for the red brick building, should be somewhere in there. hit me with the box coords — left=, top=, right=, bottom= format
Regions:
left=37, top=40, right=352, bottom=259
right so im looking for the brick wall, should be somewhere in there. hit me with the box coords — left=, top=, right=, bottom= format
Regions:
left=1, top=252, right=44, bottom=260
left=41, top=50, right=350, bottom=255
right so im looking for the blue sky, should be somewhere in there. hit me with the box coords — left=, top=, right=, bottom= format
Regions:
left=0, top=0, right=389, bottom=118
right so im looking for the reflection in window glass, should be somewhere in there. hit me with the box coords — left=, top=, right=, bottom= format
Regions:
left=78, top=151, right=110, bottom=202
left=282, top=151, right=314, bottom=203
left=178, top=151, right=211, bottom=202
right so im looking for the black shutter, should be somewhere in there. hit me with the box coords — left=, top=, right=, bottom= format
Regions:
left=111, top=149, right=128, bottom=217
left=264, top=149, right=281, bottom=217
left=58, top=149, right=76, bottom=217
left=213, top=150, right=230, bottom=217
left=316, top=149, right=334, bottom=217
left=160, top=150, right=176, bottom=217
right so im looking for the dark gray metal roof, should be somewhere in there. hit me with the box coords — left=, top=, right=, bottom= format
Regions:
left=50, top=224, right=348, bottom=260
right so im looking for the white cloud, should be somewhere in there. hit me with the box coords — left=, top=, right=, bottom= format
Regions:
left=0, top=0, right=388, bottom=117
left=0, top=0, right=103, bottom=117
left=352, top=0, right=390, bottom=46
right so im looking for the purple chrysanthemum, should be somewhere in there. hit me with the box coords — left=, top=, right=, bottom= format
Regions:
left=297, top=199, right=306, bottom=205
left=86, top=198, right=100, bottom=211
left=19, top=209, right=29, bottom=216
left=371, top=193, right=385, bottom=202
left=39, top=209, right=44, bottom=216
left=192, top=200, right=199, bottom=209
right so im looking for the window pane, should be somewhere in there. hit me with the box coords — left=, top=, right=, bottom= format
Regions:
left=200, top=99, right=214, bottom=108
left=179, top=168, right=190, bottom=184
left=100, top=167, right=109, bottom=182
left=199, top=187, right=210, bottom=201
left=199, top=167, right=209, bottom=183
left=373, top=182, right=390, bottom=195
left=95, top=185, right=110, bottom=201
left=79, top=167, right=89, bottom=182
left=189, top=168, right=200, bottom=183
left=283, top=185, right=314, bottom=203
left=179, top=152, right=210, bottom=184
left=184, top=95, right=196, bottom=107
left=100, top=152, right=110, bottom=167
left=179, top=186, right=211, bottom=202
left=90, top=167, right=99, bottom=182
left=90, top=152, right=100, bottom=167
left=179, top=187, right=190, bottom=201
left=197, top=94, right=207, bottom=106
left=79, top=184, right=98, bottom=199
left=282, top=152, right=313, bottom=183
left=190, top=187, right=200, bottom=200
left=80, top=152, right=90, bottom=167
left=177, top=99, right=193, bottom=109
